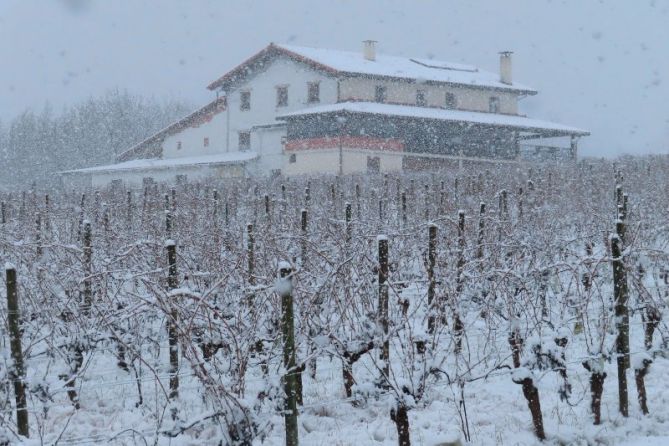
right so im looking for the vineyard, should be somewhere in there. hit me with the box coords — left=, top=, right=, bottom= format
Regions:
left=1, top=157, right=668, bottom=445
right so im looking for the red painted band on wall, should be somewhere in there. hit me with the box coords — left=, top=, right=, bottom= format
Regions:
left=285, top=136, right=404, bottom=152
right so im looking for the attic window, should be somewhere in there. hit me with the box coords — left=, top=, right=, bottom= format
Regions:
left=276, top=86, right=288, bottom=107
left=289, top=153, right=297, bottom=164
left=203, top=137, right=210, bottom=147
left=375, top=85, right=387, bottom=103
left=177, top=141, right=182, bottom=150
left=240, top=91, right=251, bottom=111
left=416, top=90, right=427, bottom=107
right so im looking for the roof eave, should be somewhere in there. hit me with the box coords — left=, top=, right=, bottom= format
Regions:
left=61, top=155, right=257, bottom=175
left=342, top=71, right=537, bottom=94
left=277, top=106, right=587, bottom=136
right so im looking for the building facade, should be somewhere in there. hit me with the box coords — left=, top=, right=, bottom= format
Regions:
left=63, top=42, right=588, bottom=186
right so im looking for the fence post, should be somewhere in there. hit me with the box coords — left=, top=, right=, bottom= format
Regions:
left=278, top=263, right=299, bottom=446
left=378, top=236, right=390, bottom=381
left=166, top=239, right=179, bottom=400
left=6, top=266, right=29, bottom=438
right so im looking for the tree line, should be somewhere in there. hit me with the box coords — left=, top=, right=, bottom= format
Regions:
left=0, top=90, right=190, bottom=189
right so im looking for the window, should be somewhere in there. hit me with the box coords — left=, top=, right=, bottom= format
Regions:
left=276, top=85, right=288, bottom=107
left=445, top=92, right=457, bottom=109
left=416, top=90, right=427, bottom=107
left=240, top=91, right=250, bottom=111
left=307, top=82, right=320, bottom=103
left=375, top=85, right=387, bottom=103
left=367, top=156, right=380, bottom=173
left=238, top=131, right=251, bottom=151
left=489, top=96, right=500, bottom=113
left=177, top=141, right=182, bottom=150
left=289, top=153, right=297, bottom=163
left=203, top=137, right=209, bottom=147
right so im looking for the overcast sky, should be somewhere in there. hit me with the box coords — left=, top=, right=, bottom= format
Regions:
left=1, top=0, right=667, bottom=157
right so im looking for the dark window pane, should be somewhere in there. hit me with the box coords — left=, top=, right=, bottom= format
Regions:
left=445, top=92, right=457, bottom=109
left=416, top=90, right=426, bottom=106
left=239, top=131, right=251, bottom=150
left=308, top=82, right=320, bottom=103
left=240, top=91, right=251, bottom=111
left=276, top=86, right=288, bottom=107
left=375, top=86, right=387, bottom=103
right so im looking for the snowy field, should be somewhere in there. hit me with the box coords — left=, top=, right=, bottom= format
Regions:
left=1, top=157, right=668, bottom=445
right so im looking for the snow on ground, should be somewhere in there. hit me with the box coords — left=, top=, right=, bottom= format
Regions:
left=15, top=330, right=667, bottom=445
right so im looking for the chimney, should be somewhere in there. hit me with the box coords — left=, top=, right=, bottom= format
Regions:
left=363, top=40, right=377, bottom=61
left=499, top=51, right=513, bottom=85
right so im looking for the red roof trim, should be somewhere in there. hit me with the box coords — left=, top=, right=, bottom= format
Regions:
left=207, top=43, right=340, bottom=91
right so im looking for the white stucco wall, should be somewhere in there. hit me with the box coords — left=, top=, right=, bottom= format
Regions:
left=283, top=148, right=402, bottom=176
left=162, top=111, right=229, bottom=159
left=224, top=56, right=338, bottom=151
left=338, top=78, right=518, bottom=114
left=251, top=125, right=287, bottom=174
left=85, top=163, right=248, bottom=188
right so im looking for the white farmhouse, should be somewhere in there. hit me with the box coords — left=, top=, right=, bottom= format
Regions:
left=62, top=41, right=588, bottom=187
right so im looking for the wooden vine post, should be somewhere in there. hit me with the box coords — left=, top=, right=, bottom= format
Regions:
left=477, top=202, right=486, bottom=261
left=377, top=236, right=390, bottom=381
left=296, top=209, right=308, bottom=402
left=166, top=239, right=179, bottom=400
left=427, top=224, right=437, bottom=334
left=82, top=220, right=92, bottom=314
left=278, top=262, right=299, bottom=446
left=247, top=223, right=255, bottom=286
left=611, top=232, right=630, bottom=417
left=454, top=210, right=466, bottom=353
left=6, top=266, right=30, bottom=438
left=345, top=202, right=352, bottom=243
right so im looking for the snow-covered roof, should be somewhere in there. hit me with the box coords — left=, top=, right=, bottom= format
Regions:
left=278, top=102, right=589, bottom=137
left=207, top=43, right=537, bottom=94
left=61, top=152, right=257, bottom=174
